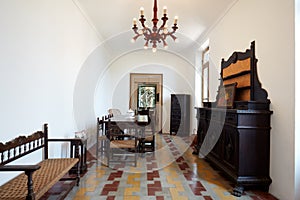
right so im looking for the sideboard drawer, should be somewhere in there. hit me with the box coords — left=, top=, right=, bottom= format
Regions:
left=225, top=113, right=237, bottom=125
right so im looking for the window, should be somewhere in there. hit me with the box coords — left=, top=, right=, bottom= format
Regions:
left=202, top=46, right=209, bottom=102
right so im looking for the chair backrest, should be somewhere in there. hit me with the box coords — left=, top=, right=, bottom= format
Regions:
left=106, top=119, right=122, bottom=139
left=137, top=108, right=151, bottom=126
left=108, top=108, right=122, bottom=116
left=137, top=108, right=149, bottom=115
left=97, top=117, right=105, bottom=136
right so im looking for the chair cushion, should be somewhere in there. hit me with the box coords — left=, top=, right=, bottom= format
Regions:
left=110, top=140, right=136, bottom=149
left=144, top=136, right=154, bottom=141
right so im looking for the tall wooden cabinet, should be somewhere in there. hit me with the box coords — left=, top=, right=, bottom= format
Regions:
left=194, top=41, right=272, bottom=196
left=170, top=94, right=190, bottom=136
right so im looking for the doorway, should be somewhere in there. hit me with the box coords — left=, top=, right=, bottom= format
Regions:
left=129, top=73, right=163, bottom=133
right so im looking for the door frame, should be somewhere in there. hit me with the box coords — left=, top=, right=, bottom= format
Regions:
left=129, top=73, right=163, bottom=133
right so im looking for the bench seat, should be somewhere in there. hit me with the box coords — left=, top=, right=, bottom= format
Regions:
left=0, top=158, right=79, bottom=200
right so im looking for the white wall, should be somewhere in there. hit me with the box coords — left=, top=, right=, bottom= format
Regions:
left=295, top=0, right=300, bottom=199
left=201, top=0, right=295, bottom=199
left=0, top=0, right=100, bottom=185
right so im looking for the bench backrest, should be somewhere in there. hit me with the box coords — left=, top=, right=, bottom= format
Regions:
left=0, top=124, right=49, bottom=166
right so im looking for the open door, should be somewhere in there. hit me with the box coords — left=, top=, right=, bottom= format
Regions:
left=129, top=73, right=163, bottom=133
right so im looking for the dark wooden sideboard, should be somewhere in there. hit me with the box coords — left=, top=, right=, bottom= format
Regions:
left=194, top=41, right=272, bottom=196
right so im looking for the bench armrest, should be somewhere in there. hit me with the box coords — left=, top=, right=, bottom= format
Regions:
left=0, top=164, right=41, bottom=199
left=0, top=165, right=41, bottom=172
left=48, top=138, right=83, bottom=142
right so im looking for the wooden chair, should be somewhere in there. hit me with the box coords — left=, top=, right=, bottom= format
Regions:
left=137, top=109, right=155, bottom=152
left=108, top=108, right=122, bottom=116
left=96, top=117, right=107, bottom=160
left=106, top=119, right=138, bottom=167
left=143, top=132, right=155, bottom=152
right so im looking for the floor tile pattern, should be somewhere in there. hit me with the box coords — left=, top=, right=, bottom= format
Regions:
left=46, top=134, right=277, bottom=200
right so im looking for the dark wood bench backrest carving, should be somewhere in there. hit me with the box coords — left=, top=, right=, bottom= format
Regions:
left=0, top=124, right=50, bottom=166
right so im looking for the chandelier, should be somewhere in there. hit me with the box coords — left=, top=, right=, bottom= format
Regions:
left=131, top=0, right=178, bottom=53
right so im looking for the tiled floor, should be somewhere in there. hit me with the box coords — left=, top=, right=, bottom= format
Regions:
left=44, top=134, right=278, bottom=200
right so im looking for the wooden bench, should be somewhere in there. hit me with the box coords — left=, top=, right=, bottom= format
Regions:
left=0, top=124, right=80, bottom=200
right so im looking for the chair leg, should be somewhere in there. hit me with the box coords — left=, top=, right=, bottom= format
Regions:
left=99, top=139, right=106, bottom=156
left=133, top=148, right=138, bottom=167
left=152, top=136, right=155, bottom=151
left=106, top=145, right=110, bottom=167
left=96, top=129, right=99, bottom=159
left=96, top=140, right=99, bottom=159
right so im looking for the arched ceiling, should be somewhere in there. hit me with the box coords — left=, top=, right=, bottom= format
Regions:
left=75, top=0, right=237, bottom=47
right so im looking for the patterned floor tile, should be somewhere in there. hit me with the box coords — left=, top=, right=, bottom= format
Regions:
left=44, top=134, right=278, bottom=200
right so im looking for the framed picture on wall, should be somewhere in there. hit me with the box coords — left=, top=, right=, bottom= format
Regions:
left=137, top=84, right=156, bottom=109
left=216, top=83, right=237, bottom=108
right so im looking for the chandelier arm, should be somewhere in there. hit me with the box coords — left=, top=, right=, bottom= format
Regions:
left=144, top=40, right=149, bottom=48
left=161, top=38, right=167, bottom=46
left=145, top=26, right=152, bottom=34
left=160, top=15, right=168, bottom=29
left=133, top=28, right=140, bottom=35
left=169, top=34, right=177, bottom=41
left=132, top=25, right=138, bottom=31
left=172, top=24, right=178, bottom=32
left=139, top=15, right=147, bottom=28
left=132, top=26, right=146, bottom=42
left=160, top=29, right=177, bottom=41
left=164, top=31, right=173, bottom=36
left=143, top=27, right=152, bottom=40
left=162, top=33, right=167, bottom=40
left=156, top=27, right=164, bottom=35
left=143, top=28, right=152, bottom=40
left=158, top=34, right=165, bottom=42
left=133, top=34, right=141, bottom=41
left=164, top=27, right=177, bottom=36
left=143, top=32, right=151, bottom=40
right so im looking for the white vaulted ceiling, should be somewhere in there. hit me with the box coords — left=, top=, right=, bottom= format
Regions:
left=75, top=0, right=238, bottom=48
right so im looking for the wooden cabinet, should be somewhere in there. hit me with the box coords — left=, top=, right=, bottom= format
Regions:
left=194, top=41, right=272, bottom=196
left=170, top=94, right=190, bottom=136
left=195, top=107, right=272, bottom=195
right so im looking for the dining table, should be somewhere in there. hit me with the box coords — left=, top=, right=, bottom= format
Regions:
left=104, top=114, right=149, bottom=152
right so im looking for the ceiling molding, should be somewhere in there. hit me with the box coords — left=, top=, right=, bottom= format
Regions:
left=72, top=0, right=104, bottom=41
left=196, top=0, right=240, bottom=45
